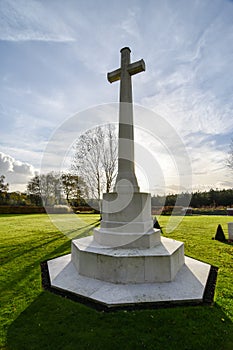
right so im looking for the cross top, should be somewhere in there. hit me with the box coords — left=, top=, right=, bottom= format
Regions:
left=107, top=47, right=145, bottom=103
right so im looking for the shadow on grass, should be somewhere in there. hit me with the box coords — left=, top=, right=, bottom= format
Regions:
left=1, top=219, right=100, bottom=308
left=1, top=235, right=68, bottom=266
left=1, top=219, right=99, bottom=268
left=1, top=239, right=71, bottom=296
left=64, top=219, right=100, bottom=240
left=7, top=292, right=233, bottom=350
left=222, top=240, right=233, bottom=246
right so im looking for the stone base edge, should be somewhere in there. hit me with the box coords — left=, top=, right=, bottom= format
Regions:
left=41, top=259, right=218, bottom=312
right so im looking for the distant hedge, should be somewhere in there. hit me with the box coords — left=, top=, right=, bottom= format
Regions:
left=152, top=206, right=228, bottom=216
left=0, top=205, right=97, bottom=214
left=0, top=205, right=228, bottom=216
left=192, top=208, right=227, bottom=215
left=0, top=206, right=46, bottom=214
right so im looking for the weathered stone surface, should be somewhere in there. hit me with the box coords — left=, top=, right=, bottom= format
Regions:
left=47, top=254, right=211, bottom=307
left=108, top=47, right=145, bottom=193
left=94, top=191, right=160, bottom=248
left=71, top=236, right=184, bottom=283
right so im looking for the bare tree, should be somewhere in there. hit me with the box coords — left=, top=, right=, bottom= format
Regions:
left=72, top=124, right=117, bottom=203
left=226, top=139, right=233, bottom=171
left=102, top=125, right=118, bottom=193
left=0, top=175, right=9, bottom=204
left=0, top=175, right=8, bottom=193
left=27, top=172, right=61, bottom=206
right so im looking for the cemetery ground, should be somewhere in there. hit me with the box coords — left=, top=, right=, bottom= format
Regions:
left=0, top=214, right=232, bottom=350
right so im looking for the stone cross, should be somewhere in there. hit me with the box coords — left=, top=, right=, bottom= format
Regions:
left=107, top=47, right=145, bottom=192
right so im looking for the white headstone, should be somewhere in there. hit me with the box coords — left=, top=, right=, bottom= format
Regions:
left=228, top=222, right=233, bottom=240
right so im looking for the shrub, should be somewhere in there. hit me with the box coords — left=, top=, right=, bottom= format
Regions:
left=214, top=224, right=226, bottom=242
left=45, top=205, right=72, bottom=214
left=153, top=216, right=163, bottom=233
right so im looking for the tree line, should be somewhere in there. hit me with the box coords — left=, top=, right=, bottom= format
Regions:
left=1, top=172, right=232, bottom=208
left=152, top=188, right=233, bottom=208
left=0, top=173, right=88, bottom=207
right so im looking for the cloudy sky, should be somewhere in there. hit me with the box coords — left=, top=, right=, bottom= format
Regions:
left=0, top=0, right=233, bottom=193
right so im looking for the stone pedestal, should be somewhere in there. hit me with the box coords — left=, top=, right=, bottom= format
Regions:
left=70, top=190, right=184, bottom=285
left=46, top=189, right=213, bottom=307
left=94, top=192, right=160, bottom=248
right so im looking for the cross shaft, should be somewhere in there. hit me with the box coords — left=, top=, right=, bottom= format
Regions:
left=107, top=47, right=145, bottom=192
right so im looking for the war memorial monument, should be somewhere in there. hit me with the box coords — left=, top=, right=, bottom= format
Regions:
left=44, top=48, right=215, bottom=309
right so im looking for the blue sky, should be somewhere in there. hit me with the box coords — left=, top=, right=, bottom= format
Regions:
left=0, top=0, right=233, bottom=192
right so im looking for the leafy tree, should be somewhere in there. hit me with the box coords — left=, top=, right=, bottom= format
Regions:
left=60, top=173, right=87, bottom=206
left=165, top=194, right=177, bottom=206
left=8, top=192, right=29, bottom=206
left=27, top=172, right=87, bottom=207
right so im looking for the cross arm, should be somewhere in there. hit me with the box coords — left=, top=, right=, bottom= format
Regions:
left=107, top=68, right=121, bottom=83
left=128, top=59, right=145, bottom=76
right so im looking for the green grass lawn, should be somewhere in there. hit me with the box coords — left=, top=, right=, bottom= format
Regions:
left=0, top=214, right=232, bottom=350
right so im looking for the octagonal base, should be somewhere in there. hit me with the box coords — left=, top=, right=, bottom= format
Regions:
left=46, top=254, right=212, bottom=308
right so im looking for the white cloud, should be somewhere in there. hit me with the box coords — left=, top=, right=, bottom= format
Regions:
left=0, top=152, right=36, bottom=191
left=143, top=87, right=233, bottom=138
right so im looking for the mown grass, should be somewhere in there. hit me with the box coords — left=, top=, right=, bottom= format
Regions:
left=0, top=214, right=232, bottom=350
